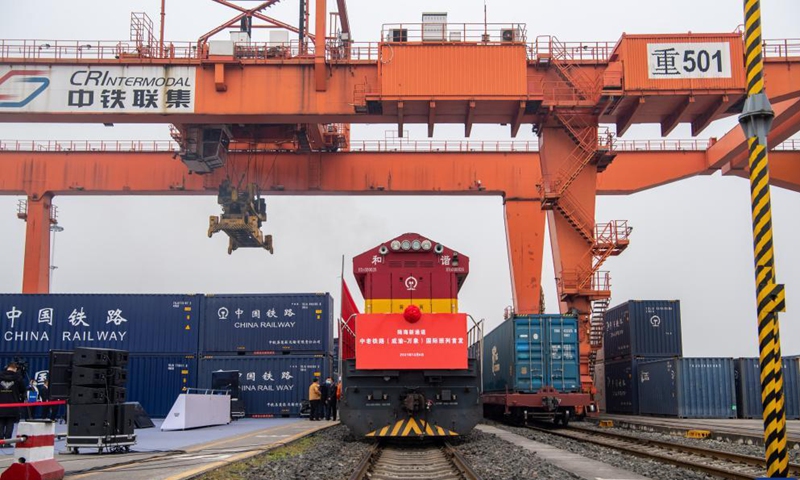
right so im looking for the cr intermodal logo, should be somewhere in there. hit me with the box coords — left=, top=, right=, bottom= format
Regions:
left=0, top=70, right=50, bottom=107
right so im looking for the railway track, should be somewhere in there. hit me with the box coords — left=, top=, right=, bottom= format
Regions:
left=349, top=441, right=481, bottom=480
left=528, top=423, right=800, bottom=480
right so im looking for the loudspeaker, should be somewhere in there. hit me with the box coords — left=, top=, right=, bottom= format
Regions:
left=115, top=403, right=136, bottom=436
left=71, top=366, right=108, bottom=387
left=68, top=404, right=115, bottom=437
left=212, top=370, right=240, bottom=398
left=70, top=386, right=107, bottom=404
left=129, top=402, right=155, bottom=429
left=49, top=350, right=74, bottom=400
left=71, top=366, right=128, bottom=387
left=73, top=348, right=129, bottom=368
left=107, top=387, right=126, bottom=404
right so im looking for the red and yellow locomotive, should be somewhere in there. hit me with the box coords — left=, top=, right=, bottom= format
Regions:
left=338, top=233, right=483, bottom=438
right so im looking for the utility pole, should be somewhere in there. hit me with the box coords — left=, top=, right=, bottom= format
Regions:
left=738, top=0, right=788, bottom=476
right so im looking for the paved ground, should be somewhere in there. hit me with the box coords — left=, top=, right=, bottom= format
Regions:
left=598, top=414, right=800, bottom=444
left=0, top=418, right=336, bottom=480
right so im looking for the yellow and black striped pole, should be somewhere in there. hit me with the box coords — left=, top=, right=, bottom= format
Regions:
left=739, top=0, right=788, bottom=477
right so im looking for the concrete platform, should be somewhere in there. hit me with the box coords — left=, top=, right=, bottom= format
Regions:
left=477, top=425, right=649, bottom=480
left=0, top=418, right=337, bottom=480
left=595, top=414, right=800, bottom=448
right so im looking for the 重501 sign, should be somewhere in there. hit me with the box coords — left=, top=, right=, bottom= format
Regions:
left=647, top=43, right=732, bottom=79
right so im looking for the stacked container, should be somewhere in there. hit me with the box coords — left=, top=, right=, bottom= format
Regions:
left=637, top=357, right=737, bottom=418
left=197, top=293, right=334, bottom=417
left=734, top=357, right=800, bottom=420
left=482, top=315, right=580, bottom=394
left=0, top=294, right=200, bottom=417
left=601, top=300, right=683, bottom=414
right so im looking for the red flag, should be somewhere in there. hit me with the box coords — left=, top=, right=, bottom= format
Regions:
left=341, top=278, right=360, bottom=360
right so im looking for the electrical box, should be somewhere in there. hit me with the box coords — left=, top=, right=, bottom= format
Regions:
left=422, top=12, right=447, bottom=41
left=208, top=41, right=234, bottom=56
left=230, top=31, right=250, bottom=44
left=269, top=30, right=290, bottom=46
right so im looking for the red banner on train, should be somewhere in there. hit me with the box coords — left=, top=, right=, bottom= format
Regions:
left=355, top=313, right=468, bottom=369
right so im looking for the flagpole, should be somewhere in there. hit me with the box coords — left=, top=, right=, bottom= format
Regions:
left=338, top=254, right=344, bottom=383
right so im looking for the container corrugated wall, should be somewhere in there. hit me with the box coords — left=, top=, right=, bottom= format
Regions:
left=483, top=315, right=579, bottom=393
left=126, top=355, right=197, bottom=418
left=198, top=355, right=330, bottom=417
left=594, top=361, right=606, bottom=412
left=734, top=357, right=800, bottom=420
left=200, top=294, right=333, bottom=355
left=616, top=34, right=745, bottom=91
left=604, top=358, right=638, bottom=414
left=603, top=300, right=682, bottom=360
left=379, top=44, right=527, bottom=98
left=0, top=294, right=200, bottom=354
left=637, top=358, right=737, bottom=418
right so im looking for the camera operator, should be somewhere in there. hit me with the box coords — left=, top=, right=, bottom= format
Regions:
left=0, top=362, right=27, bottom=443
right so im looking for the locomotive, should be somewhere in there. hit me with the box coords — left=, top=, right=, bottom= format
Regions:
left=338, top=233, right=483, bottom=438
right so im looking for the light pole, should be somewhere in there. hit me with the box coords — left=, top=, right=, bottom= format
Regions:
left=50, top=224, right=64, bottom=291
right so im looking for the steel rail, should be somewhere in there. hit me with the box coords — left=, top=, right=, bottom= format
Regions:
left=528, top=424, right=800, bottom=480
left=349, top=441, right=481, bottom=480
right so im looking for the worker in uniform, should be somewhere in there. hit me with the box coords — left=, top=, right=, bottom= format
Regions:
left=308, top=377, right=322, bottom=421
left=0, top=363, right=26, bottom=444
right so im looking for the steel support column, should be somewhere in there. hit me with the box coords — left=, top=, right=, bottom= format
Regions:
left=21, top=193, right=54, bottom=294
left=503, top=199, right=546, bottom=315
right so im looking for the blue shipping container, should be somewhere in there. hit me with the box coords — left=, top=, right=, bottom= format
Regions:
left=198, top=355, right=330, bottom=416
left=603, top=357, right=662, bottom=414
left=603, top=300, right=682, bottom=360
left=200, top=294, right=333, bottom=355
left=637, top=358, right=737, bottom=418
left=1, top=354, right=198, bottom=419
left=0, top=294, right=200, bottom=355
left=126, top=355, right=198, bottom=418
left=483, top=315, right=580, bottom=393
left=734, top=357, right=800, bottom=420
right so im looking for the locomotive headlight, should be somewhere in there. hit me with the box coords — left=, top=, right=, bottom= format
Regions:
left=391, top=240, right=401, bottom=251
left=421, top=240, right=432, bottom=251
left=411, top=239, right=421, bottom=251
left=401, top=240, right=411, bottom=251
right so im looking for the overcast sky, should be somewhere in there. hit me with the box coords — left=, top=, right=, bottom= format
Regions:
left=0, top=1, right=798, bottom=358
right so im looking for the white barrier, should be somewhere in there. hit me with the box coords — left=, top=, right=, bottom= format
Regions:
left=161, top=391, right=231, bottom=431
left=1, top=421, right=64, bottom=480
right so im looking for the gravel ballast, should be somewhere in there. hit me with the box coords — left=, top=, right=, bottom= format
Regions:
left=196, top=423, right=589, bottom=479
left=578, top=422, right=800, bottom=463
left=487, top=420, right=722, bottom=480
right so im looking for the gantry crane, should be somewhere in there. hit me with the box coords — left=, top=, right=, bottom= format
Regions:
left=1, top=0, right=798, bottom=400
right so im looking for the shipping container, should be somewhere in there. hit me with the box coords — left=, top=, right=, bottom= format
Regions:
left=593, top=361, right=606, bottom=413
left=734, top=357, right=800, bottom=420
left=483, top=315, right=580, bottom=394
left=126, top=355, right=198, bottom=418
left=603, top=357, right=662, bottom=414
left=200, top=294, right=333, bottom=355
left=0, top=294, right=200, bottom=355
left=198, top=355, right=331, bottom=417
left=637, top=358, right=737, bottom=418
left=603, top=300, right=682, bottom=360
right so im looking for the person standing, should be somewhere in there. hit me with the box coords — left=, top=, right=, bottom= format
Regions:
left=327, top=378, right=339, bottom=421
left=0, top=363, right=26, bottom=444
left=308, top=378, right=322, bottom=421
left=321, top=377, right=332, bottom=420
left=26, top=379, right=39, bottom=420
left=38, top=380, right=52, bottom=420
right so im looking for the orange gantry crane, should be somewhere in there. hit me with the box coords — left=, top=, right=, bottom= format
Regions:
left=0, top=0, right=799, bottom=394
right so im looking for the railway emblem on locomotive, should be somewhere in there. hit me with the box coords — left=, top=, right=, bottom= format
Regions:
left=649, top=315, right=661, bottom=327
left=404, top=276, right=418, bottom=291
left=218, top=307, right=229, bottom=320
